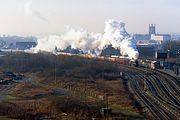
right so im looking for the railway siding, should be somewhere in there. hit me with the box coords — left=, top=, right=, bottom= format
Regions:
left=118, top=64, right=180, bottom=119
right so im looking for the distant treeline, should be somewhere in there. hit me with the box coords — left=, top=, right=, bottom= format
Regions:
left=0, top=52, right=119, bottom=79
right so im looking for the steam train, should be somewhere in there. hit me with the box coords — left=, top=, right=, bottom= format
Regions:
left=90, top=55, right=159, bottom=70
left=58, top=52, right=159, bottom=70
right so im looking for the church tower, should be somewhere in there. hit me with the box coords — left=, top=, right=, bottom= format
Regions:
left=149, top=24, right=156, bottom=35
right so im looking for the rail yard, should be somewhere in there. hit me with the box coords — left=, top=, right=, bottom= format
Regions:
left=117, top=63, right=180, bottom=120
left=0, top=52, right=179, bottom=119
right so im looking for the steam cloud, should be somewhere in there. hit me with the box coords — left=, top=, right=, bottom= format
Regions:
left=31, top=19, right=139, bottom=59
left=24, top=1, right=47, bottom=21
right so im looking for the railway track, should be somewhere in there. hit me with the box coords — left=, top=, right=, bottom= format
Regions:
left=128, top=75, right=171, bottom=119
left=145, top=75, right=180, bottom=118
left=151, top=75, right=180, bottom=107
left=117, top=64, right=180, bottom=119
left=147, top=76, right=179, bottom=109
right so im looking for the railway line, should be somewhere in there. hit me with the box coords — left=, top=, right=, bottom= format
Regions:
left=146, top=76, right=179, bottom=111
left=152, top=75, right=180, bottom=107
left=128, top=75, right=171, bottom=120
left=118, top=64, right=180, bottom=119
left=146, top=75, right=179, bottom=118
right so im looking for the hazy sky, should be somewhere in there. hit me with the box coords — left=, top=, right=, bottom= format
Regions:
left=0, top=0, right=180, bottom=35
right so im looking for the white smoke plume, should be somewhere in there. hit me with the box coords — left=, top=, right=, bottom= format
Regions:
left=31, top=19, right=139, bottom=59
left=24, top=1, right=47, bottom=21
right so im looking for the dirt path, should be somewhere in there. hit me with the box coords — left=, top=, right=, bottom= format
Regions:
left=0, top=77, right=29, bottom=102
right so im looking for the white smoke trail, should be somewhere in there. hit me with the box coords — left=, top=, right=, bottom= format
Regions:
left=24, top=1, right=47, bottom=21
left=31, top=19, right=139, bottom=59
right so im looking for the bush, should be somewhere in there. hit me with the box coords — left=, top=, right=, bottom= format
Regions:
left=0, top=53, right=119, bottom=79
left=51, top=96, right=104, bottom=118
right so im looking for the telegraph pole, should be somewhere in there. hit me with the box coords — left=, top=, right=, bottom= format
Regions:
left=54, top=46, right=58, bottom=85
left=177, top=52, right=179, bottom=76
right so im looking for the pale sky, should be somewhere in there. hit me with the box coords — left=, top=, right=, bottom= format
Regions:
left=0, top=0, right=180, bottom=35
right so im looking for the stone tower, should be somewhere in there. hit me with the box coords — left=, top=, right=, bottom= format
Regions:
left=149, top=24, right=156, bottom=35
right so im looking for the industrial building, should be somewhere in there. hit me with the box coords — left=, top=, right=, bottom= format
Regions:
left=137, top=45, right=155, bottom=58
left=16, top=42, right=37, bottom=50
left=0, top=35, right=37, bottom=50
